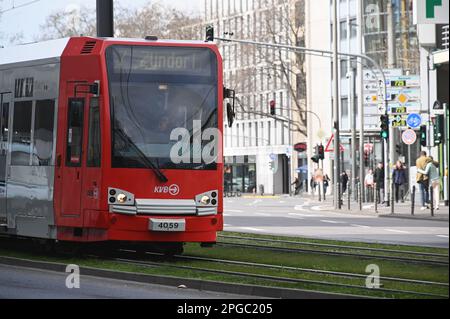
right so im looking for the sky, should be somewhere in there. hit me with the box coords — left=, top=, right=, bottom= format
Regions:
left=0, top=0, right=204, bottom=46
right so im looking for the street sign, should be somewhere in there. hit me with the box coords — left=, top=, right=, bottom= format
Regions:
left=387, top=88, right=421, bottom=101
left=386, top=75, right=421, bottom=88
left=324, top=134, right=345, bottom=153
left=388, top=102, right=421, bottom=114
left=390, top=115, right=408, bottom=128
left=406, top=113, right=422, bottom=128
left=413, top=0, right=449, bottom=24
left=269, top=153, right=276, bottom=160
left=402, top=129, right=417, bottom=145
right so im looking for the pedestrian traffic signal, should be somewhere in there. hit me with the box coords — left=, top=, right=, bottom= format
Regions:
left=379, top=115, right=389, bottom=139
left=420, top=125, right=427, bottom=146
left=434, top=115, right=444, bottom=145
left=205, top=25, right=214, bottom=42
left=269, top=161, right=275, bottom=171
left=395, top=144, right=401, bottom=155
left=269, top=100, right=276, bottom=115
left=311, top=145, right=320, bottom=163
left=318, top=144, right=324, bottom=160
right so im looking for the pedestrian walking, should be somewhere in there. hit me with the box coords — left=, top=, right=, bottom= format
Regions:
left=392, top=160, right=407, bottom=203
left=292, top=177, right=301, bottom=195
left=323, top=174, right=330, bottom=195
left=416, top=151, right=430, bottom=209
left=417, top=156, right=440, bottom=210
left=364, top=169, right=374, bottom=202
left=310, top=176, right=317, bottom=193
left=374, top=162, right=385, bottom=204
left=341, top=171, right=349, bottom=194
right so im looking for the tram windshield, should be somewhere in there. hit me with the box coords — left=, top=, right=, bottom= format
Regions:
left=106, top=45, right=218, bottom=170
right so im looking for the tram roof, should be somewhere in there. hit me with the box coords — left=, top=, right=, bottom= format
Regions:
left=0, top=37, right=214, bottom=67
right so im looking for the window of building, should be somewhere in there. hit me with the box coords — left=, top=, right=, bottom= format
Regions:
left=11, top=101, right=32, bottom=166
left=268, top=121, right=271, bottom=145
left=255, top=121, right=259, bottom=146
left=32, top=99, right=55, bottom=166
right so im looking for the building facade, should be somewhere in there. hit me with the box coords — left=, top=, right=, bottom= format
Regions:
left=305, top=0, right=421, bottom=194
left=204, top=0, right=307, bottom=194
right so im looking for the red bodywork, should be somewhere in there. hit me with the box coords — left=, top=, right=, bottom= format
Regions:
left=53, top=37, right=223, bottom=243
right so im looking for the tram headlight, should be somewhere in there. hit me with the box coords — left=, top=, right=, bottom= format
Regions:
left=117, top=193, right=128, bottom=204
left=200, top=195, right=211, bottom=205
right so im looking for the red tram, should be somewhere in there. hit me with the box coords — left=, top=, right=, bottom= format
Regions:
left=0, top=37, right=225, bottom=254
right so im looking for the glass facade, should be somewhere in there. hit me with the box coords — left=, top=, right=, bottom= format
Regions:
left=224, top=156, right=257, bottom=193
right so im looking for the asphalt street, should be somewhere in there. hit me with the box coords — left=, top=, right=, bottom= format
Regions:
left=0, top=264, right=251, bottom=299
left=223, top=196, right=449, bottom=247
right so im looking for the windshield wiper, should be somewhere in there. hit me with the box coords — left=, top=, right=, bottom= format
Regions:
left=114, top=127, right=168, bottom=183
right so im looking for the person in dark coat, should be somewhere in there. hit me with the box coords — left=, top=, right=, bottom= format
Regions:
left=392, top=160, right=407, bottom=203
left=374, top=162, right=384, bottom=204
left=292, top=177, right=301, bottom=195
left=340, top=171, right=349, bottom=194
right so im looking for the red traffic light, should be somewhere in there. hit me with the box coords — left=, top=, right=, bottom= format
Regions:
left=269, top=100, right=275, bottom=115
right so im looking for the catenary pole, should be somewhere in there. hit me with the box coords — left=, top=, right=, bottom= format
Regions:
left=97, top=0, right=114, bottom=37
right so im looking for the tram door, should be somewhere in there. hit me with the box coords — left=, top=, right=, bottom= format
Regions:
left=0, top=93, right=11, bottom=224
left=60, top=97, right=85, bottom=217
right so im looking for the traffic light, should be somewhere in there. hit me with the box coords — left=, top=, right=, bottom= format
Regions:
left=395, top=144, right=401, bottom=155
left=379, top=115, right=389, bottom=139
left=419, top=125, right=427, bottom=146
left=434, top=115, right=444, bottom=145
left=318, top=144, right=324, bottom=160
left=269, top=100, right=276, bottom=115
left=311, top=145, right=320, bottom=163
left=269, top=161, right=275, bottom=171
left=205, top=25, right=214, bottom=42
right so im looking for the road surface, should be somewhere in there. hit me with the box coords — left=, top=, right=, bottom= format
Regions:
left=223, top=197, right=449, bottom=247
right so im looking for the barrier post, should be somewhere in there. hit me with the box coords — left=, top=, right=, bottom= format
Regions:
left=411, top=185, right=415, bottom=216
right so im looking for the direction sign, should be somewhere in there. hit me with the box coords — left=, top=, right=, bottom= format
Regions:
left=390, top=114, right=408, bottom=128
left=386, top=75, right=421, bottom=88
left=402, top=129, right=417, bottom=145
left=406, top=113, right=422, bottom=128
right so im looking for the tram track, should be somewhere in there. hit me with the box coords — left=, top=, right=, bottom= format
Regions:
left=110, top=250, right=449, bottom=298
left=216, top=235, right=449, bottom=266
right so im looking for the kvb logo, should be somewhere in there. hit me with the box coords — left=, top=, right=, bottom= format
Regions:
left=154, top=184, right=180, bottom=196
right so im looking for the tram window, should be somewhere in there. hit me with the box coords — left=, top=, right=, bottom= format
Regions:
left=87, top=97, right=101, bottom=167
left=32, top=100, right=55, bottom=166
left=66, top=98, right=84, bottom=167
left=11, top=101, right=32, bottom=166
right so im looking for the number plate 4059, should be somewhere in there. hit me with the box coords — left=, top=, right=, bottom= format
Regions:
left=149, top=219, right=186, bottom=232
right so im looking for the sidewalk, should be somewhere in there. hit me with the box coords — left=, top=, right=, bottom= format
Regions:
left=298, top=193, right=449, bottom=221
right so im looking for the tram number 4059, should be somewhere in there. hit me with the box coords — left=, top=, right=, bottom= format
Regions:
left=149, top=219, right=186, bottom=232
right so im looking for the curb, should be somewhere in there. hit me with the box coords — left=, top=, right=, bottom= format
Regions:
left=378, top=213, right=449, bottom=221
left=0, top=255, right=363, bottom=299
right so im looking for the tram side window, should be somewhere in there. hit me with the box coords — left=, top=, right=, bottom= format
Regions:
left=11, top=101, right=32, bottom=166
left=33, top=100, right=55, bottom=166
left=87, top=97, right=101, bottom=167
left=66, top=99, right=84, bottom=167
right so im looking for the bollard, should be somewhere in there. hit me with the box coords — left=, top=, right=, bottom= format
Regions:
left=374, top=183, right=378, bottom=214
left=348, top=186, right=351, bottom=210
left=391, top=182, right=395, bottom=214
left=411, top=185, right=415, bottom=216
left=430, top=185, right=434, bottom=217
left=359, top=183, right=362, bottom=211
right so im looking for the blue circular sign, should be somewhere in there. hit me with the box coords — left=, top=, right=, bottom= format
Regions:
left=406, top=113, right=422, bottom=128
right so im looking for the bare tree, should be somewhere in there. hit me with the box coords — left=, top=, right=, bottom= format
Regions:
left=37, top=1, right=202, bottom=41
left=224, top=0, right=307, bottom=138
